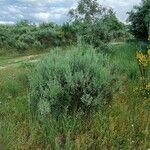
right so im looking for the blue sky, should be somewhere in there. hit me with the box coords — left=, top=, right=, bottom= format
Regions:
left=0, top=0, right=141, bottom=24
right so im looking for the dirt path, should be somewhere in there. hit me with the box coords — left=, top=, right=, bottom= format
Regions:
left=0, top=54, right=45, bottom=70
left=0, top=42, right=124, bottom=70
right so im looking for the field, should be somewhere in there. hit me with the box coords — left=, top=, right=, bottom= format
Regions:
left=0, top=0, right=150, bottom=149
left=0, top=43, right=149, bottom=150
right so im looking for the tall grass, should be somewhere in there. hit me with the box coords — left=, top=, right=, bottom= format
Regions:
left=111, top=43, right=139, bottom=80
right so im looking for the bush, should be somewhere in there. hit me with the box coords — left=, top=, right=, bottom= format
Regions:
left=19, top=33, right=35, bottom=44
left=15, top=40, right=28, bottom=51
left=29, top=45, right=119, bottom=118
left=33, top=40, right=43, bottom=49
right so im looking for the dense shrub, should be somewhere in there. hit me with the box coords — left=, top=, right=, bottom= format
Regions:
left=18, top=33, right=35, bottom=44
left=29, top=45, right=119, bottom=118
left=15, top=40, right=28, bottom=51
left=127, top=0, right=150, bottom=40
left=0, top=22, right=72, bottom=53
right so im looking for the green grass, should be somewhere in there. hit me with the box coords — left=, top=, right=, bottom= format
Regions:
left=110, top=43, right=139, bottom=80
left=0, top=47, right=51, bottom=61
left=0, top=43, right=150, bottom=150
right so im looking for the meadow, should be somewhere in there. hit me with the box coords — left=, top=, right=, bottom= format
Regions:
left=0, top=0, right=150, bottom=149
left=0, top=42, right=149, bottom=150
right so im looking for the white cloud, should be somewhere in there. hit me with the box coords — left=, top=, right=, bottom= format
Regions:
left=100, top=0, right=141, bottom=22
left=34, top=12, right=50, bottom=21
left=0, top=0, right=142, bottom=24
left=0, top=21, right=14, bottom=24
left=8, top=5, right=21, bottom=13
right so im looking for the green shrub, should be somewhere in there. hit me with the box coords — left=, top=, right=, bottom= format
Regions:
left=18, top=33, right=35, bottom=44
left=15, top=40, right=28, bottom=51
left=29, top=45, right=119, bottom=118
left=33, top=40, right=43, bottom=49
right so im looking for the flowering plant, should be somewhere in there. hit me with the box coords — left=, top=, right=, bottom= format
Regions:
left=135, top=36, right=150, bottom=98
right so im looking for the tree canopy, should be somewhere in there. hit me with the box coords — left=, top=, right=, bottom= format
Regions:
left=69, top=0, right=127, bottom=47
left=127, top=0, right=150, bottom=40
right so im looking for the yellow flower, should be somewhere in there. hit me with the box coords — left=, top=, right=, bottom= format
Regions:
left=136, top=51, right=149, bottom=67
left=148, top=49, right=150, bottom=59
left=145, top=83, right=150, bottom=90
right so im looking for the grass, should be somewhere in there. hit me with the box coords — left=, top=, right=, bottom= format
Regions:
left=0, top=47, right=51, bottom=62
left=0, top=43, right=150, bottom=149
left=110, top=42, right=139, bottom=80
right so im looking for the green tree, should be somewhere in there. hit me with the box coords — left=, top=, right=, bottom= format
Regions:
left=127, top=0, right=150, bottom=40
left=69, top=0, right=106, bottom=23
left=69, top=0, right=126, bottom=47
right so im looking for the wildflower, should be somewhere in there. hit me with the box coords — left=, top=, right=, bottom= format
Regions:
left=136, top=51, right=149, bottom=67
left=135, top=35, right=150, bottom=98
left=145, top=83, right=150, bottom=90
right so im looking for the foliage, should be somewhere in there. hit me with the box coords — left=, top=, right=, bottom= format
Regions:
left=127, top=0, right=150, bottom=40
left=0, top=45, right=150, bottom=149
left=0, top=21, right=70, bottom=53
left=69, top=0, right=128, bottom=48
left=15, top=40, right=28, bottom=51
left=69, top=0, right=106, bottom=22
left=61, top=23, right=77, bottom=45
left=29, top=44, right=119, bottom=118
left=0, top=1, right=129, bottom=54
left=135, top=36, right=150, bottom=98
left=0, top=1, right=150, bottom=148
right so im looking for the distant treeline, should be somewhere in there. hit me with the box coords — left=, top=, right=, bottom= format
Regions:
left=0, top=20, right=130, bottom=52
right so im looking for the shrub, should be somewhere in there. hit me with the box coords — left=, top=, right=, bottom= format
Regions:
left=29, top=45, right=119, bottom=118
left=18, top=33, right=35, bottom=44
left=33, top=40, right=43, bottom=49
left=15, top=40, right=28, bottom=51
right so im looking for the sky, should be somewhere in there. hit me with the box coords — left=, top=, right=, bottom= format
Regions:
left=0, top=0, right=142, bottom=25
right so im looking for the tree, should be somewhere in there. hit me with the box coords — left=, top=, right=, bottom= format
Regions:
left=68, top=0, right=126, bottom=47
left=127, top=0, right=150, bottom=40
left=69, top=0, right=106, bottom=23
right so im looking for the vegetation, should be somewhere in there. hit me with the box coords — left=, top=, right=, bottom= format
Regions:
left=0, top=43, right=149, bottom=149
left=128, top=0, right=150, bottom=40
left=0, top=0, right=129, bottom=56
left=0, top=21, right=68, bottom=53
left=135, top=35, right=150, bottom=98
left=0, top=0, right=150, bottom=149
left=69, top=0, right=129, bottom=47
left=29, top=44, right=119, bottom=119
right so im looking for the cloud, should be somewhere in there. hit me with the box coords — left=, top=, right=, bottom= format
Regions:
left=0, top=0, right=141, bottom=24
left=34, top=12, right=50, bottom=22
left=100, top=0, right=141, bottom=22
left=0, top=21, right=14, bottom=24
